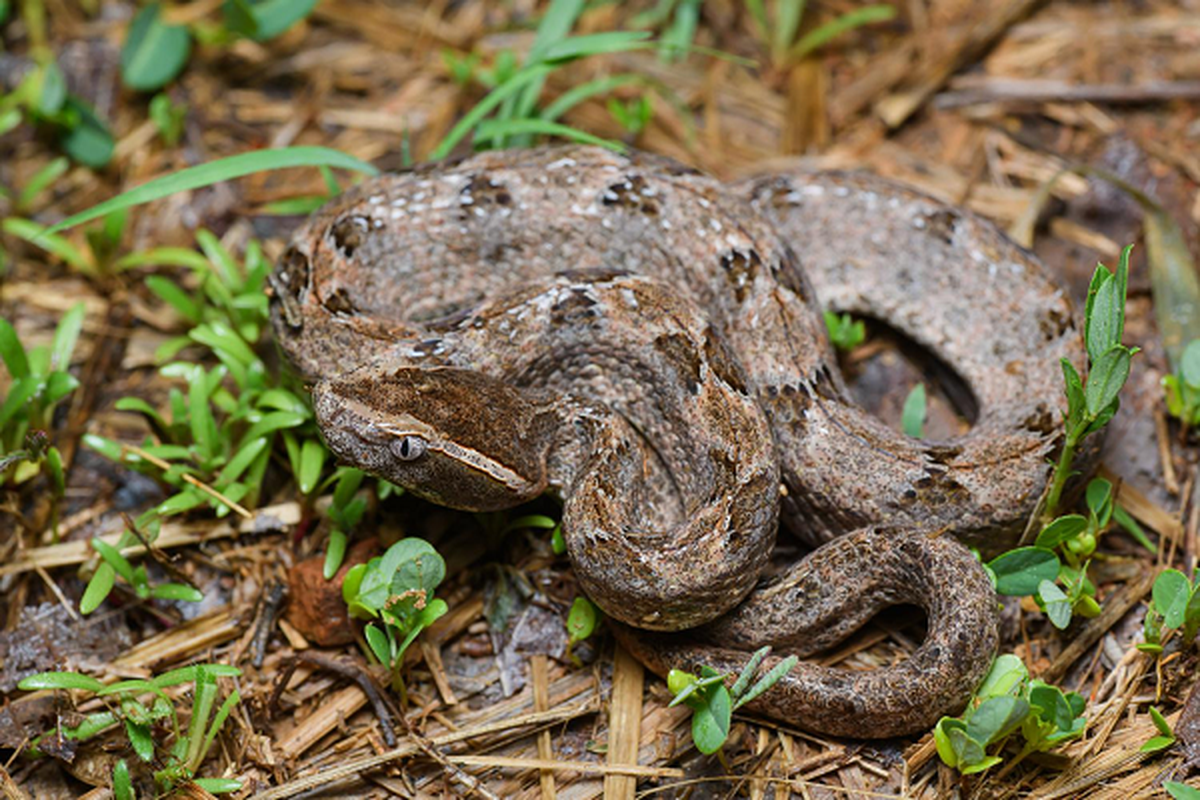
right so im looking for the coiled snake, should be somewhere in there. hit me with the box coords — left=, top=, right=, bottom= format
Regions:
left=268, top=146, right=1086, bottom=737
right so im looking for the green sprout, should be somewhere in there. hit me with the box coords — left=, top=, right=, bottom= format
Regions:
left=19, top=664, right=243, bottom=795
left=668, top=646, right=798, bottom=754
left=342, top=538, right=450, bottom=697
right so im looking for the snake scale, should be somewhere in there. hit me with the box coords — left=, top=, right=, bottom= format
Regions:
left=268, top=146, right=1088, bottom=737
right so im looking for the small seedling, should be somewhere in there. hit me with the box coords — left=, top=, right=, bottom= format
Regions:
left=823, top=310, right=865, bottom=351
left=149, top=93, right=187, bottom=147
left=1138, top=568, right=1200, bottom=654
left=81, top=520, right=204, bottom=614
left=119, top=1, right=317, bottom=93
left=0, top=58, right=114, bottom=166
left=342, top=537, right=450, bottom=696
left=1140, top=706, right=1177, bottom=753
left=1044, top=245, right=1139, bottom=520
left=668, top=646, right=798, bottom=754
left=565, top=595, right=600, bottom=665
left=607, top=94, right=653, bottom=137
left=935, top=654, right=1086, bottom=774
left=18, top=664, right=242, bottom=795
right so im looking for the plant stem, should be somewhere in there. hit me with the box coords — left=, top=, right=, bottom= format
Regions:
left=1043, top=427, right=1080, bottom=521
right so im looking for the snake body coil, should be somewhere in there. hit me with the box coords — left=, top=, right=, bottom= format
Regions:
left=269, top=146, right=1087, bottom=737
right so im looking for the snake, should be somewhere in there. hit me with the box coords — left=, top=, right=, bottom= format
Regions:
left=267, top=146, right=1087, bottom=737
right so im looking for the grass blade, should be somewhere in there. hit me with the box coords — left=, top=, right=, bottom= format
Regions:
left=474, top=119, right=625, bottom=151
left=789, top=4, right=896, bottom=61
left=43, top=147, right=378, bottom=236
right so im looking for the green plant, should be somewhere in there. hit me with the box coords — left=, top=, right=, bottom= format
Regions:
left=744, top=0, right=896, bottom=68
left=1045, top=245, right=1139, bottom=519
left=823, top=310, right=865, bottom=351
left=1162, top=338, right=1200, bottom=434
left=342, top=537, right=450, bottom=696
left=18, top=664, right=242, bottom=794
left=434, top=0, right=679, bottom=157
left=565, top=595, right=599, bottom=665
left=902, top=383, right=926, bottom=438
left=1165, top=782, right=1200, bottom=800
left=119, top=1, right=318, bottom=93
left=0, top=303, right=84, bottom=531
left=1140, top=706, right=1176, bottom=753
left=148, top=93, right=187, bottom=147
left=606, top=94, right=653, bottom=137
left=0, top=57, right=114, bottom=167
left=1138, top=568, right=1200, bottom=655
left=80, top=518, right=204, bottom=614
left=935, top=654, right=1086, bottom=774
left=667, top=646, right=798, bottom=754
left=85, top=232, right=316, bottom=519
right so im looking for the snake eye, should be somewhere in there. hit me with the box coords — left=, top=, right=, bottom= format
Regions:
left=390, top=435, right=428, bottom=461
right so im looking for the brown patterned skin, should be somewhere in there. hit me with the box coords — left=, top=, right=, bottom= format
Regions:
left=268, top=146, right=1083, bottom=737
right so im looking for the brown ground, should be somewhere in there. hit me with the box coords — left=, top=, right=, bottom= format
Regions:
left=1, top=1, right=1199, bottom=797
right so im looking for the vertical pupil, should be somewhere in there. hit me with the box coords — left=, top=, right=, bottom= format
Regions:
left=399, top=438, right=410, bottom=458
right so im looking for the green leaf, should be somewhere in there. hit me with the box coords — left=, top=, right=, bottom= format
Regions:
left=112, top=760, right=134, bottom=800
left=145, top=275, right=201, bottom=323
left=966, top=696, right=1029, bottom=745
left=192, top=777, right=243, bottom=794
left=1084, top=265, right=1114, bottom=364
left=3, top=217, right=94, bottom=273
left=80, top=562, right=116, bottom=614
left=1039, top=580, right=1072, bottom=629
left=323, top=529, right=348, bottom=580
left=58, top=96, right=114, bottom=168
left=18, top=671, right=106, bottom=692
left=225, top=0, right=318, bottom=41
left=690, top=683, right=732, bottom=754
left=987, top=547, right=1060, bottom=596
left=44, top=147, right=378, bottom=236
left=1035, top=515, right=1087, bottom=549
left=121, top=3, right=192, bottom=92
left=934, top=717, right=963, bottom=767
left=541, top=31, right=654, bottom=63
left=975, top=654, right=1028, bottom=699
left=37, top=61, right=67, bottom=115
left=0, top=316, right=29, bottom=379
left=729, top=645, right=770, bottom=700
left=1085, top=346, right=1131, bottom=418
left=216, top=437, right=267, bottom=486
left=566, top=596, right=599, bottom=643
left=541, top=74, right=646, bottom=123
left=734, top=655, right=798, bottom=710
left=395, top=598, right=447, bottom=661
left=387, top=538, right=446, bottom=599
left=1140, top=735, right=1176, bottom=753
left=50, top=303, right=86, bottom=371
left=297, top=436, right=327, bottom=494
left=473, top=118, right=625, bottom=152
left=332, top=467, right=365, bottom=510
left=1085, top=477, right=1113, bottom=522
left=1181, top=339, right=1200, bottom=389
left=901, top=383, right=926, bottom=438
left=364, top=623, right=391, bottom=665
left=789, top=4, right=896, bottom=61
left=150, top=582, right=204, bottom=602
left=17, top=156, right=69, bottom=212
left=1149, top=705, right=1173, bottom=737
left=124, top=717, right=155, bottom=761
left=1152, top=569, right=1192, bottom=629
left=1061, top=357, right=1085, bottom=426
left=431, top=64, right=553, bottom=160
left=1165, top=782, right=1200, bottom=800
left=45, top=446, right=65, bottom=495
left=0, top=377, right=39, bottom=429
left=92, top=537, right=137, bottom=583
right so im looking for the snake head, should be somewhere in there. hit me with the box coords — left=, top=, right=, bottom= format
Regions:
left=312, top=364, right=556, bottom=511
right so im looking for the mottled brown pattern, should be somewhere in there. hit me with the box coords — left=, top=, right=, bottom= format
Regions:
left=268, top=146, right=1088, bottom=737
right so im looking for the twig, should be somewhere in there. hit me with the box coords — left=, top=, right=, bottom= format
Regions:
left=121, top=443, right=252, bottom=518
left=250, top=698, right=600, bottom=799
left=937, top=77, right=1200, bottom=109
